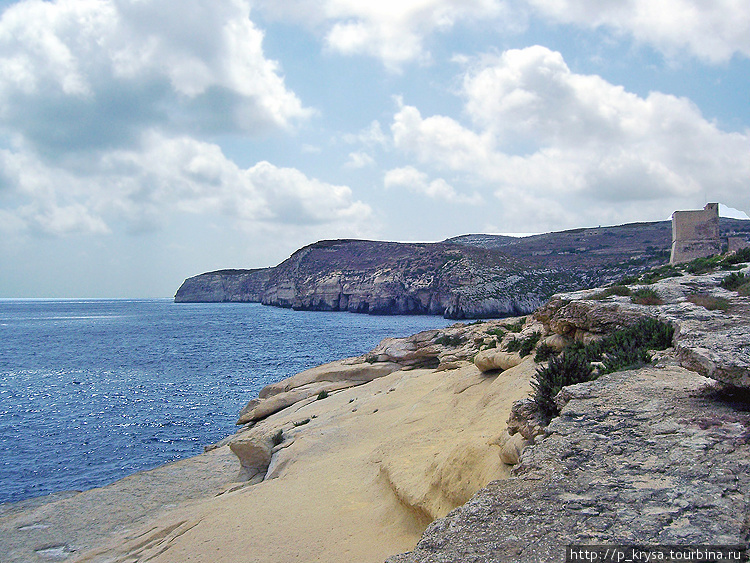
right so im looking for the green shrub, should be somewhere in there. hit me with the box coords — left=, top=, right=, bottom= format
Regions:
left=503, top=318, right=526, bottom=333
left=687, top=294, right=731, bottom=312
left=316, top=390, right=329, bottom=400
left=293, top=418, right=311, bottom=427
left=505, top=337, right=521, bottom=353
left=519, top=332, right=541, bottom=357
left=484, top=339, right=497, bottom=350
left=435, top=334, right=466, bottom=347
left=532, top=318, right=674, bottom=422
left=588, top=285, right=632, bottom=300
left=723, top=247, right=750, bottom=265
left=485, top=328, right=506, bottom=338
left=640, top=265, right=682, bottom=284
left=532, top=353, right=594, bottom=423
left=684, top=255, right=723, bottom=275
left=631, top=287, right=663, bottom=305
left=721, top=271, right=747, bottom=291
left=271, top=429, right=284, bottom=446
left=534, top=343, right=557, bottom=363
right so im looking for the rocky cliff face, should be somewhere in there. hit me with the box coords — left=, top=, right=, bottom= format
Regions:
left=175, top=218, right=750, bottom=318
left=174, top=268, right=272, bottom=303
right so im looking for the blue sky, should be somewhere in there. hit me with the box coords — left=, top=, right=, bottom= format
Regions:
left=0, top=0, right=748, bottom=297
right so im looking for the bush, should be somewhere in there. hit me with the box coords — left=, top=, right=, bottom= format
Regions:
left=723, top=247, right=750, bottom=265
left=271, top=429, right=284, bottom=446
left=687, top=294, right=731, bottom=312
left=640, top=265, right=682, bottom=284
left=485, top=328, right=506, bottom=338
left=519, top=332, right=541, bottom=357
left=721, top=271, right=747, bottom=291
left=534, top=343, right=557, bottom=363
left=631, top=287, right=663, bottom=305
left=316, top=390, right=329, bottom=400
left=588, top=285, right=632, bottom=300
left=531, top=318, right=674, bottom=423
left=532, top=353, right=594, bottom=423
left=435, top=334, right=466, bottom=347
left=503, top=318, right=526, bottom=333
left=293, top=418, right=311, bottom=427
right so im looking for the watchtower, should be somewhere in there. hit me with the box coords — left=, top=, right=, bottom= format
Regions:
left=670, top=203, right=720, bottom=265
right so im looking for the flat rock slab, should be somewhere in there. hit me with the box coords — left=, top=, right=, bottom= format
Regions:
left=388, top=363, right=750, bottom=562
left=0, top=447, right=240, bottom=563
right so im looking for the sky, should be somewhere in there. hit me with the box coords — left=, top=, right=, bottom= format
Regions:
left=0, top=0, right=749, bottom=298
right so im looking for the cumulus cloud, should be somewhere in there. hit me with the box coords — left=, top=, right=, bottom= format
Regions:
left=527, top=0, right=750, bottom=63
left=0, top=0, right=373, bottom=240
left=253, top=0, right=750, bottom=67
left=390, top=46, right=750, bottom=229
left=384, top=166, right=483, bottom=205
left=0, top=0, right=309, bottom=157
left=0, top=132, right=372, bottom=236
left=252, top=0, right=509, bottom=70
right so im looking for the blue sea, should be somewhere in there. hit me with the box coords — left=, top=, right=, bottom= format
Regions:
left=0, top=299, right=451, bottom=505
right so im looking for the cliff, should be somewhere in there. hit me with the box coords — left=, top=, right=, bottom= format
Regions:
left=175, top=218, right=749, bottom=318
left=174, top=268, right=272, bottom=303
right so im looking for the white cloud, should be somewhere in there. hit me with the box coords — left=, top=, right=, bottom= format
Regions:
left=527, top=0, right=750, bottom=63
left=390, top=46, right=750, bottom=229
left=0, top=132, right=372, bottom=236
left=252, top=0, right=508, bottom=70
left=345, top=151, right=375, bottom=168
left=252, top=0, right=750, bottom=67
left=0, top=0, right=309, bottom=156
left=384, top=166, right=483, bottom=205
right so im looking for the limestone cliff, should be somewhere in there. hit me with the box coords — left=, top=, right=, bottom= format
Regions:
left=174, top=268, right=272, bottom=303
left=175, top=218, right=750, bottom=318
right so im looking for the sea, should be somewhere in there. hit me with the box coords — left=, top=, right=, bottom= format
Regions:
left=0, top=299, right=451, bottom=505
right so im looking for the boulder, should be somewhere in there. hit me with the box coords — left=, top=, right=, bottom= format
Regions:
left=474, top=350, right=522, bottom=373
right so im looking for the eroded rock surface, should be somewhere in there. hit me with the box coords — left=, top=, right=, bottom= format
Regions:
left=388, top=364, right=750, bottom=563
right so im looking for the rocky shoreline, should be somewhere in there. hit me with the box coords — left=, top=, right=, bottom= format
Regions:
left=2, top=260, right=749, bottom=562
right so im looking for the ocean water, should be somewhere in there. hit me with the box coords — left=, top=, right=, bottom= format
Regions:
left=0, top=299, right=451, bottom=505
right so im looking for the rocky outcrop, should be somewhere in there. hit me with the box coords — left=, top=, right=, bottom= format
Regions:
left=235, top=319, right=535, bottom=425
left=387, top=364, right=750, bottom=563
left=389, top=260, right=750, bottom=562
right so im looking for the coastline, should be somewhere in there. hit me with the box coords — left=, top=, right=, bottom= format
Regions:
left=4, top=261, right=750, bottom=562
left=0, top=320, right=536, bottom=563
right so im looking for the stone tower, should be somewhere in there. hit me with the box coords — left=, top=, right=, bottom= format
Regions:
left=670, top=203, right=720, bottom=265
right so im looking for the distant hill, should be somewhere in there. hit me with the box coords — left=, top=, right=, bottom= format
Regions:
left=174, top=218, right=750, bottom=319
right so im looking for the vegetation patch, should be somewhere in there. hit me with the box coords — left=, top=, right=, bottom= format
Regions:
left=587, top=285, right=632, bottom=300
left=687, top=294, right=731, bottom=312
left=723, top=247, right=750, bottom=266
left=630, top=287, right=664, bottom=305
left=738, top=283, right=750, bottom=297
left=271, top=429, right=284, bottom=446
left=293, top=418, right=311, bottom=427
left=721, top=272, right=747, bottom=291
left=434, top=334, right=466, bottom=347
left=531, top=318, right=674, bottom=423
left=316, top=390, right=329, bottom=400
left=533, top=343, right=558, bottom=363
left=640, top=265, right=682, bottom=284
left=485, top=327, right=506, bottom=338
left=503, top=318, right=526, bottom=333
left=505, top=332, right=541, bottom=357
left=532, top=353, right=593, bottom=424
